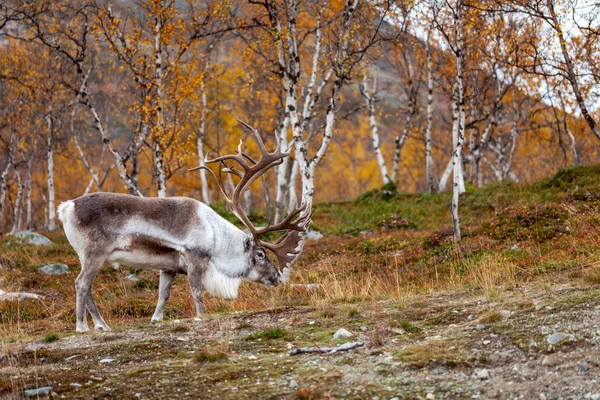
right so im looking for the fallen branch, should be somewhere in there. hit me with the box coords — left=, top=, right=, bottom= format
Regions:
left=288, top=342, right=364, bottom=356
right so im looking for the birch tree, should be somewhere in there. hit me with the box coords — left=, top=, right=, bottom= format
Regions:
left=245, top=0, right=391, bottom=210
left=433, top=0, right=467, bottom=241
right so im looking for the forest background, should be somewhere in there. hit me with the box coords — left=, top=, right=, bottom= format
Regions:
left=1, top=0, right=599, bottom=239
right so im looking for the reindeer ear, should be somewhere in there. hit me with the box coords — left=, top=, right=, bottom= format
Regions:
left=244, top=236, right=252, bottom=252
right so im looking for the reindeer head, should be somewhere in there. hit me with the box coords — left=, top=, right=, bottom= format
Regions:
left=191, top=119, right=312, bottom=285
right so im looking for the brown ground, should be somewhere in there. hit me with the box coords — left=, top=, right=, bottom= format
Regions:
left=2, top=281, right=599, bottom=400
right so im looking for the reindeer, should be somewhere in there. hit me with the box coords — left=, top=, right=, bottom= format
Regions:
left=58, top=121, right=311, bottom=333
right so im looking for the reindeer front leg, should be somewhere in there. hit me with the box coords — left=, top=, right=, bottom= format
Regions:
left=185, top=252, right=209, bottom=317
left=151, top=271, right=176, bottom=323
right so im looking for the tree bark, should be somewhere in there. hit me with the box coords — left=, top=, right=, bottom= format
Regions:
left=424, top=35, right=437, bottom=193
left=46, top=112, right=56, bottom=231
left=360, top=72, right=391, bottom=186
left=451, top=0, right=466, bottom=242
left=197, top=57, right=211, bottom=205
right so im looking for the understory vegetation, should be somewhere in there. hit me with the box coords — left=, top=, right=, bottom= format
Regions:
left=1, top=164, right=599, bottom=337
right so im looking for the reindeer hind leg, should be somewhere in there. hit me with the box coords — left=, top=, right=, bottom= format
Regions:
left=75, top=253, right=107, bottom=333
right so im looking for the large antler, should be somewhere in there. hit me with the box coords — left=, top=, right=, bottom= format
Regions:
left=190, top=119, right=312, bottom=282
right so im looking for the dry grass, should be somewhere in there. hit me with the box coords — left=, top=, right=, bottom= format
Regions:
left=3, top=166, right=600, bottom=341
left=462, top=254, right=518, bottom=301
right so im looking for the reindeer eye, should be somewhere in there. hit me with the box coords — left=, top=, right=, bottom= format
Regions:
left=256, top=251, right=265, bottom=259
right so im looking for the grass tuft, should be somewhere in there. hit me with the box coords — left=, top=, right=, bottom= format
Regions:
left=40, top=332, right=59, bottom=343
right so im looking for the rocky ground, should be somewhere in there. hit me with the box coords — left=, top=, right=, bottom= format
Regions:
left=2, top=283, right=599, bottom=400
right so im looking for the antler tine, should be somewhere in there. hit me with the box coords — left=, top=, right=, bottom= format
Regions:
left=237, top=118, right=269, bottom=156
left=258, top=198, right=312, bottom=281
left=255, top=199, right=311, bottom=236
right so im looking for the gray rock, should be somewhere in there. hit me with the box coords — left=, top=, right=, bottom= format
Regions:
left=70, top=383, right=82, bottom=388
left=0, top=291, right=44, bottom=301
left=333, top=328, right=353, bottom=339
left=39, top=263, right=69, bottom=275
left=476, top=369, right=490, bottom=380
left=305, top=230, right=323, bottom=241
left=360, top=326, right=368, bottom=332
left=24, top=343, right=47, bottom=351
left=11, top=231, right=53, bottom=246
left=99, top=358, right=115, bottom=363
left=127, top=274, right=139, bottom=282
left=547, top=332, right=575, bottom=345
left=476, top=323, right=485, bottom=330
left=579, top=363, right=590, bottom=373
left=25, top=387, right=52, bottom=397
left=289, top=380, right=298, bottom=389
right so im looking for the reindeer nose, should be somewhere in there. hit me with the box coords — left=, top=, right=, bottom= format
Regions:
left=270, top=275, right=281, bottom=286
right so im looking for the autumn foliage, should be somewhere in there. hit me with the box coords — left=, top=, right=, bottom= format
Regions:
left=1, top=0, right=599, bottom=235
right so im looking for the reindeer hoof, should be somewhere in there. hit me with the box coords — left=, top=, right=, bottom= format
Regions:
left=76, top=325, right=90, bottom=333
left=95, top=325, right=112, bottom=332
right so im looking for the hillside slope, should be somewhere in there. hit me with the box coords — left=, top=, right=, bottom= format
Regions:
left=1, top=165, right=600, bottom=398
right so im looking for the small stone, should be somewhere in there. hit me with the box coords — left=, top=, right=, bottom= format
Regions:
left=545, top=306, right=553, bottom=311
left=541, top=356, right=549, bottom=366
left=1, top=292, right=44, bottom=301
left=476, top=323, right=485, bottom=330
left=426, top=393, right=435, bottom=400
left=11, top=231, right=53, bottom=246
left=65, top=355, right=78, bottom=361
left=305, top=230, right=323, bottom=241
left=24, top=343, right=46, bottom=351
left=547, top=332, right=575, bottom=345
left=540, top=394, right=547, bottom=400
left=578, top=363, right=590, bottom=373
left=391, top=328, right=405, bottom=335
left=308, top=320, right=315, bottom=325
left=333, top=328, right=352, bottom=339
left=360, top=326, right=367, bottom=332
left=24, top=387, right=52, bottom=397
left=591, top=394, right=600, bottom=400
left=248, top=355, right=257, bottom=360
left=39, top=263, right=69, bottom=275
left=289, top=380, right=298, bottom=389
left=483, top=340, right=491, bottom=345
left=99, top=358, right=115, bottom=363
left=476, top=369, right=490, bottom=380
left=127, top=274, right=139, bottom=281
left=70, top=383, right=82, bottom=388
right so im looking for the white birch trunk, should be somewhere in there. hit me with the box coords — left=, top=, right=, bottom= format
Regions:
left=154, top=9, right=167, bottom=198
left=287, top=157, right=299, bottom=212
left=424, top=37, right=437, bottom=193
left=10, top=169, right=23, bottom=234
left=274, top=116, right=290, bottom=222
left=197, top=58, right=211, bottom=204
left=360, top=72, right=391, bottom=186
left=155, top=143, right=167, bottom=198
left=558, top=90, right=580, bottom=166
left=46, top=113, right=56, bottom=231
left=451, top=0, right=466, bottom=242
left=24, top=139, right=38, bottom=230
left=0, top=162, right=10, bottom=226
